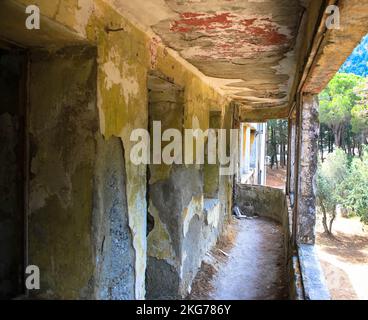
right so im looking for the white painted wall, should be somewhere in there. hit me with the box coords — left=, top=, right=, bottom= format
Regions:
left=239, top=122, right=267, bottom=186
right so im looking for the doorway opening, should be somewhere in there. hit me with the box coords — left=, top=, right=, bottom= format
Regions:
left=238, top=122, right=267, bottom=185
left=265, top=119, right=288, bottom=190
left=0, top=43, right=28, bottom=299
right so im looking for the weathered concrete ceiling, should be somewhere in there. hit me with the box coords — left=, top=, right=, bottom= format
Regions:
left=109, top=0, right=368, bottom=121
left=109, top=0, right=304, bottom=118
left=303, top=0, right=368, bottom=93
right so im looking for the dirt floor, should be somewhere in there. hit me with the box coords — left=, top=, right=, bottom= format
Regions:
left=316, top=215, right=368, bottom=300
left=188, top=216, right=288, bottom=300
left=266, top=166, right=286, bottom=190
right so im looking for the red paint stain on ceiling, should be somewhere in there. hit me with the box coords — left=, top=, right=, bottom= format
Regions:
left=169, top=12, right=289, bottom=59
left=171, top=12, right=234, bottom=32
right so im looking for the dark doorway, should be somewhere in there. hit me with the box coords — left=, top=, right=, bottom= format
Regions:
left=0, top=44, right=27, bottom=299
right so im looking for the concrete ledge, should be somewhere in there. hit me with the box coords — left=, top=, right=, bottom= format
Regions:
left=297, top=244, right=330, bottom=300
left=234, top=184, right=286, bottom=224
left=289, top=255, right=304, bottom=300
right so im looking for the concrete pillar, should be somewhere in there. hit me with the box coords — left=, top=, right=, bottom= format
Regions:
left=238, top=123, right=245, bottom=182
left=245, top=126, right=251, bottom=173
left=257, top=123, right=266, bottom=185
left=287, top=117, right=296, bottom=204
left=296, top=94, right=319, bottom=244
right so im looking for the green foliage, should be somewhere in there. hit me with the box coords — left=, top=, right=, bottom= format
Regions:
left=338, top=147, right=368, bottom=223
left=319, top=73, right=367, bottom=154
left=351, top=101, right=368, bottom=134
left=267, top=119, right=288, bottom=168
left=317, top=148, right=368, bottom=225
left=317, top=149, right=348, bottom=214
left=319, top=73, right=363, bottom=128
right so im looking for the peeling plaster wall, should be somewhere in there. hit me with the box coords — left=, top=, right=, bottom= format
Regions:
left=26, top=45, right=137, bottom=301
left=12, top=0, right=232, bottom=299
left=146, top=74, right=204, bottom=299
left=28, top=46, right=136, bottom=300
left=28, top=47, right=99, bottom=299
left=146, top=74, right=232, bottom=299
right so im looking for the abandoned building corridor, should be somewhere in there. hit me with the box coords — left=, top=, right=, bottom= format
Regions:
left=1, top=0, right=367, bottom=301
left=189, top=217, right=288, bottom=300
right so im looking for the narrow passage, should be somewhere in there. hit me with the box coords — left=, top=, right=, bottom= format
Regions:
left=189, top=217, right=288, bottom=300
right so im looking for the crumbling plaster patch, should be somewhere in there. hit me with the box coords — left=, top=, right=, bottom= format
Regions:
left=147, top=202, right=177, bottom=265
left=101, top=50, right=140, bottom=105
left=182, top=195, right=203, bottom=237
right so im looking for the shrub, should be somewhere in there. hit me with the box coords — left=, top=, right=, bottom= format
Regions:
left=316, top=148, right=349, bottom=234
left=338, top=147, right=368, bottom=223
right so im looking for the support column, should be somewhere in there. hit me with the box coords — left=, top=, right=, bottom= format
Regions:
left=287, top=117, right=296, bottom=204
left=296, top=94, right=319, bottom=244
left=286, top=118, right=292, bottom=194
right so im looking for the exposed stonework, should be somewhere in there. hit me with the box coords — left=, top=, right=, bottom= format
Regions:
left=93, top=136, right=135, bottom=300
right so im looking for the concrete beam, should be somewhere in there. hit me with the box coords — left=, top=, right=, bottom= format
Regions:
left=303, top=0, right=368, bottom=93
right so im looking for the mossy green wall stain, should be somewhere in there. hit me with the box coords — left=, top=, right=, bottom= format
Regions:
left=29, top=165, right=94, bottom=299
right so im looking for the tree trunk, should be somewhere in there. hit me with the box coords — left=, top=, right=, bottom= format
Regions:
left=320, top=201, right=330, bottom=235
left=333, top=124, right=343, bottom=148
left=328, top=209, right=336, bottom=234
left=283, top=144, right=287, bottom=166
left=320, top=133, right=324, bottom=162
left=280, top=143, right=285, bottom=168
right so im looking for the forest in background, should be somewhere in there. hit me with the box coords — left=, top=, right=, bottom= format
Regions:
left=267, top=34, right=368, bottom=231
